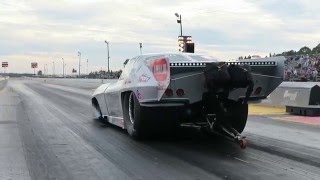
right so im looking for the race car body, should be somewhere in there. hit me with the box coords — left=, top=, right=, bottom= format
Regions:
left=92, top=53, right=284, bottom=145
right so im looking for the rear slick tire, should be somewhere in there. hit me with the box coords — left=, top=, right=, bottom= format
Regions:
left=219, top=101, right=248, bottom=133
left=123, top=92, right=148, bottom=139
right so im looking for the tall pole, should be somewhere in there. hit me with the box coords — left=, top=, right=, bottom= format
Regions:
left=175, top=13, right=183, bottom=36
left=44, top=64, right=46, bottom=76
left=139, top=43, right=142, bottom=55
left=179, top=15, right=182, bottom=36
left=105, top=41, right=110, bottom=73
left=86, top=59, right=88, bottom=75
left=64, top=64, right=66, bottom=76
left=52, top=61, right=55, bottom=77
left=78, top=51, right=81, bottom=77
left=62, top=58, right=65, bottom=78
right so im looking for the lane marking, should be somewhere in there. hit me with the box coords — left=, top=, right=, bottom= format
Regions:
left=234, top=157, right=249, bottom=164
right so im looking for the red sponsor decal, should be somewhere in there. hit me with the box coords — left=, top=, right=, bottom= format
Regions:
left=152, top=58, right=169, bottom=82
left=147, top=57, right=170, bottom=100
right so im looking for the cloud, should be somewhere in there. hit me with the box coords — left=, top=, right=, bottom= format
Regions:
left=0, top=0, right=319, bottom=73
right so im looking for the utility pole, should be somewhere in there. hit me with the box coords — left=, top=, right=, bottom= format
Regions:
left=62, top=58, right=65, bottom=78
left=86, top=59, right=88, bottom=75
left=64, top=64, right=66, bottom=77
left=52, top=61, right=55, bottom=77
left=139, top=43, right=143, bottom=55
left=104, top=41, right=110, bottom=73
left=78, top=51, right=81, bottom=77
left=44, top=64, right=47, bottom=76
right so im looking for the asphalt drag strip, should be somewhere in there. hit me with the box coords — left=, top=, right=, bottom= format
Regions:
left=2, top=79, right=320, bottom=180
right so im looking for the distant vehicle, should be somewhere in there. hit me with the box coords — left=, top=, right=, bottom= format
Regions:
left=92, top=53, right=284, bottom=148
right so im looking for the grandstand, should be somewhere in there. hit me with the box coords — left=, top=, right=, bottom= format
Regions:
left=284, top=55, right=320, bottom=82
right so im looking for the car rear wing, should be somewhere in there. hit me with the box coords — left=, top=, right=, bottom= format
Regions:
left=168, top=56, right=285, bottom=103
left=228, top=56, right=285, bottom=102
left=169, top=56, right=284, bottom=79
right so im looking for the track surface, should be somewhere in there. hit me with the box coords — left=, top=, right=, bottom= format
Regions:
left=1, top=78, right=320, bottom=180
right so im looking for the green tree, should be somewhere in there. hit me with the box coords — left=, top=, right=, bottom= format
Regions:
left=297, top=46, right=311, bottom=55
left=312, top=43, right=320, bottom=54
left=282, top=50, right=296, bottom=56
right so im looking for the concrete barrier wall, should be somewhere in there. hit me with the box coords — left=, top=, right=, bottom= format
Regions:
left=0, top=77, right=8, bottom=91
left=33, top=78, right=118, bottom=89
left=263, top=82, right=320, bottom=108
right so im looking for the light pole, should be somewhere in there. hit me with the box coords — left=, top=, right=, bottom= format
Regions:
left=139, top=43, right=143, bottom=55
left=86, top=59, right=88, bottom=75
left=44, top=64, right=47, bottom=76
left=43, top=64, right=45, bottom=76
left=78, top=51, right=81, bottom=77
left=52, top=61, right=55, bottom=77
left=104, top=40, right=110, bottom=73
left=62, top=58, right=65, bottom=78
left=64, top=64, right=66, bottom=76
left=175, top=13, right=183, bottom=36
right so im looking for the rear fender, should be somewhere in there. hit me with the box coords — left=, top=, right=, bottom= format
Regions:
left=143, top=57, right=170, bottom=101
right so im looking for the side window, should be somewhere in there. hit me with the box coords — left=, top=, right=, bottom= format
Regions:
left=119, top=57, right=139, bottom=80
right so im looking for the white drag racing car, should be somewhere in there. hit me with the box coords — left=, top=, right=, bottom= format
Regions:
left=92, top=53, right=284, bottom=148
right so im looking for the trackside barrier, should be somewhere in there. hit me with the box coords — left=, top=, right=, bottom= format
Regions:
left=0, top=77, right=8, bottom=91
left=34, top=78, right=117, bottom=89
left=268, top=82, right=320, bottom=116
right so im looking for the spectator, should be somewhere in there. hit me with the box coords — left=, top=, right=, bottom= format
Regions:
left=284, top=55, right=320, bottom=81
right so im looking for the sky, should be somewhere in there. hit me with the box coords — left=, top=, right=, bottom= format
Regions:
left=1, top=0, right=320, bottom=74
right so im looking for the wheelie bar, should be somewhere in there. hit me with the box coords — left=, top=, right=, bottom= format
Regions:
left=220, top=126, right=247, bottom=149
left=205, top=114, right=247, bottom=149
